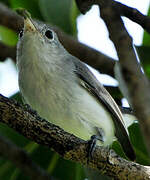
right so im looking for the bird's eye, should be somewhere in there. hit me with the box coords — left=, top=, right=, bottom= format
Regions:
left=45, top=30, right=53, bottom=40
left=19, top=30, right=23, bottom=38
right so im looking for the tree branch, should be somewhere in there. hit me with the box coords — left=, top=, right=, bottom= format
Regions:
left=100, top=0, right=150, bottom=155
left=115, top=1, right=150, bottom=34
left=75, top=0, right=150, bottom=153
left=0, top=135, right=54, bottom=180
left=0, top=3, right=23, bottom=33
left=0, top=94, right=150, bottom=180
left=76, top=0, right=150, bottom=34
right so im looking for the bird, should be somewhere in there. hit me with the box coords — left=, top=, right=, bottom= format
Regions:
left=16, top=10, right=135, bottom=161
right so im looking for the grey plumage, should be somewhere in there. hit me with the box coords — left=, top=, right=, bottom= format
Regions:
left=17, top=16, right=135, bottom=161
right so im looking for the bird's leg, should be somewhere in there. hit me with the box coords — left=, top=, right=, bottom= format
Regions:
left=87, top=128, right=104, bottom=163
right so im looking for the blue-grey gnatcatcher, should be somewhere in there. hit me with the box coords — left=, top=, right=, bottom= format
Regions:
left=17, top=11, right=135, bottom=160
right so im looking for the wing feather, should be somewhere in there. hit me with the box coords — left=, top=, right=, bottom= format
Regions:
left=72, top=57, right=135, bottom=160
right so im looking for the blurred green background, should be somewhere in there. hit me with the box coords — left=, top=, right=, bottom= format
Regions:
left=0, top=0, right=150, bottom=179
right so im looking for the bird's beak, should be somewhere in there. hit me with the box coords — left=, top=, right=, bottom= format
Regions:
left=24, top=17, right=37, bottom=33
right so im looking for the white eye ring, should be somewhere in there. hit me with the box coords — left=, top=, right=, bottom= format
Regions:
left=45, top=30, right=53, bottom=40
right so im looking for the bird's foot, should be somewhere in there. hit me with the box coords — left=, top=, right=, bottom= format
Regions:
left=87, top=135, right=104, bottom=163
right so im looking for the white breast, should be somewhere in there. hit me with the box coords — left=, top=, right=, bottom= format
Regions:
left=17, top=34, right=115, bottom=146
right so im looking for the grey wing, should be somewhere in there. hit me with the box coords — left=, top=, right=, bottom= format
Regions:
left=72, top=57, right=135, bottom=160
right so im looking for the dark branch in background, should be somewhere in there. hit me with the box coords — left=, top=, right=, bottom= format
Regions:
left=0, top=3, right=23, bottom=32
left=0, top=135, right=53, bottom=180
left=0, top=94, right=150, bottom=180
left=76, top=0, right=150, bottom=153
left=0, top=2, right=115, bottom=77
left=76, top=0, right=150, bottom=34
left=113, top=1, right=150, bottom=34
left=100, top=0, right=150, bottom=154
left=0, top=42, right=16, bottom=61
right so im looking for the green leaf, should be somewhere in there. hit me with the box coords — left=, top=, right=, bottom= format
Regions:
left=9, top=0, right=43, bottom=20
left=9, top=169, right=20, bottom=180
left=136, top=46, right=150, bottom=78
left=0, top=162, right=18, bottom=180
left=47, top=152, right=59, bottom=174
left=0, top=26, right=17, bottom=46
left=39, top=0, right=79, bottom=35
left=75, top=163, right=85, bottom=180
left=0, top=0, right=9, bottom=6
left=112, top=141, right=126, bottom=159
left=142, top=5, right=150, bottom=46
left=128, top=123, right=150, bottom=165
left=112, top=122, right=150, bottom=165
left=70, top=0, right=80, bottom=35
left=52, top=156, right=85, bottom=180
left=0, top=124, right=29, bottom=147
left=142, top=31, right=150, bottom=46
left=0, top=161, right=13, bottom=178
left=10, top=92, right=23, bottom=104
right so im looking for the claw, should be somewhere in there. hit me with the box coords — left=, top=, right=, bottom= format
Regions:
left=87, top=135, right=104, bottom=163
